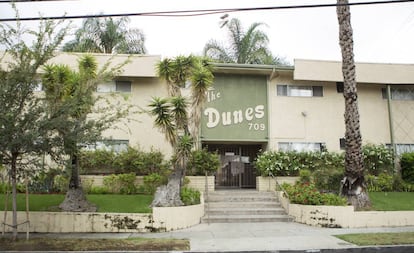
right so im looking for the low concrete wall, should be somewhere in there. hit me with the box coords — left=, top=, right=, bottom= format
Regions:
left=153, top=193, right=205, bottom=231
left=186, top=176, right=215, bottom=192
left=80, top=175, right=214, bottom=192
left=277, top=191, right=414, bottom=228
left=0, top=211, right=154, bottom=233
left=1, top=195, right=205, bottom=233
left=80, top=175, right=144, bottom=188
left=256, top=176, right=299, bottom=192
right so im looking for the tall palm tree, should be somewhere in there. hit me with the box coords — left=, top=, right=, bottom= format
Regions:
left=149, top=55, right=214, bottom=207
left=63, top=17, right=146, bottom=54
left=203, top=18, right=284, bottom=65
left=336, top=0, right=370, bottom=208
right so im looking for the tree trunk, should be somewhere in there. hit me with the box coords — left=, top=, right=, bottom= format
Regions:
left=59, top=153, right=96, bottom=212
left=337, top=0, right=370, bottom=209
left=10, top=153, right=18, bottom=240
left=151, top=169, right=184, bottom=207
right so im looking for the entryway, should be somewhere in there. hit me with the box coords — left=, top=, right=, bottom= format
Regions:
left=202, top=144, right=263, bottom=189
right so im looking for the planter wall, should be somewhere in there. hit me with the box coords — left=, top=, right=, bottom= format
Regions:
left=256, top=176, right=299, bottom=192
left=277, top=191, right=414, bottom=228
left=186, top=176, right=215, bottom=192
left=1, top=199, right=204, bottom=233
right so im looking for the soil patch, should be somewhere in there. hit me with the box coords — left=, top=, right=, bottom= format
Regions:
left=0, top=237, right=190, bottom=251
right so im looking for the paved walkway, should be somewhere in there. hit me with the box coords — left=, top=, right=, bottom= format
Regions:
left=134, top=222, right=414, bottom=251
left=33, top=222, right=414, bottom=252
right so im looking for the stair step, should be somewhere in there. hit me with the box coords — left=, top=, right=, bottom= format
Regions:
left=203, top=190, right=289, bottom=223
left=202, top=214, right=292, bottom=223
left=207, top=201, right=281, bottom=208
left=207, top=196, right=277, bottom=202
left=207, top=208, right=286, bottom=215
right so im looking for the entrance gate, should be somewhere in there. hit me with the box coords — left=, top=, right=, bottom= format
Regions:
left=203, top=144, right=262, bottom=189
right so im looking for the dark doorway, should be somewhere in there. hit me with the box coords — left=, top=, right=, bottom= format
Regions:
left=203, top=144, right=263, bottom=189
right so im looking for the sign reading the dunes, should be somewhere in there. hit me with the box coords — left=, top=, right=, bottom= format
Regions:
left=201, top=74, right=268, bottom=141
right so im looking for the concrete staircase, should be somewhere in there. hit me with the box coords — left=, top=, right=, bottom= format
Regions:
left=202, top=190, right=291, bottom=223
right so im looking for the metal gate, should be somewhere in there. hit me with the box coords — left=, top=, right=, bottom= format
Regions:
left=203, top=144, right=262, bottom=189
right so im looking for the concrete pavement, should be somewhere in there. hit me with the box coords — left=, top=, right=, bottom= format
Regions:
left=134, top=222, right=414, bottom=252
left=8, top=221, right=414, bottom=252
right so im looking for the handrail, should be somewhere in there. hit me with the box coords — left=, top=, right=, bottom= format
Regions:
left=268, top=171, right=289, bottom=199
left=268, top=171, right=290, bottom=216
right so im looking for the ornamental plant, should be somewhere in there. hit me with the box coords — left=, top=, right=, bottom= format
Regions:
left=283, top=182, right=347, bottom=206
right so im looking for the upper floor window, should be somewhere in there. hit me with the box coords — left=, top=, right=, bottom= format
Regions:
left=382, top=86, right=414, bottom=100
left=97, top=80, right=131, bottom=93
left=277, top=85, right=323, bottom=97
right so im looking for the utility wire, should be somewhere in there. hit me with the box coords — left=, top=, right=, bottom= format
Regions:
left=0, top=0, right=413, bottom=21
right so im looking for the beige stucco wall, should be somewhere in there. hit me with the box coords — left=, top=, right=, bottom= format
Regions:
left=268, top=71, right=393, bottom=152
left=294, top=59, right=414, bottom=84
left=96, top=76, right=173, bottom=156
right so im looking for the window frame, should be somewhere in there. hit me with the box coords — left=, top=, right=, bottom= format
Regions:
left=277, top=84, right=323, bottom=97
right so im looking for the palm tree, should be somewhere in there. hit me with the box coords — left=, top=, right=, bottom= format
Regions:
left=203, top=18, right=285, bottom=65
left=63, top=16, right=146, bottom=54
left=149, top=55, right=214, bottom=207
left=336, top=0, right=371, bottom=208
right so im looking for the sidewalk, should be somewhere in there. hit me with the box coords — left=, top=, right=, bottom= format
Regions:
left=10, top=221, right=414, bottom=252
left=134, top=222, right=414, bottom=251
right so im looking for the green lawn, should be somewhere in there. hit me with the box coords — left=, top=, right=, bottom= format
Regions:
left=336, top=232, right=414, bottom=246
left=369, top=192, right=414, bottom=211
left=0, top=194, right=153, bottom=213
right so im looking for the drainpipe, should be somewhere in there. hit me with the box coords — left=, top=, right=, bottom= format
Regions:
left=386, top=85, right=397, bottom=174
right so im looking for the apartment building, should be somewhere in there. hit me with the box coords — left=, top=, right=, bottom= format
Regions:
left=39, top=53, right=414, bottom=188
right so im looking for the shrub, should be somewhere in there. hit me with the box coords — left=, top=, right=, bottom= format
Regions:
left=28, top=168, right=65, bottom=193
left=187, top=148, right=220, bottom=176
left=312, top=168, right=344, bottom=194
left=366, top=173, right=394, bottom=192
left=299, top=169, right=312, bottom=184
left=88, top=185, right=110, bottom=194
left=401, top=152, right=414, bottom=184
left=363, top=144, right=394, bottom=176
left=180, top=187, right=200, bottom=205
left=255, top=151, right=344, bottom=177
left=79, top=149, right=116, bottom=174
left=143, top=173, right=166, bottom=195
left=103, top=173, right=137, bottom=194
left=283, top=182, right=347, bottom=206
left=79, top=147, right=169, bottom=176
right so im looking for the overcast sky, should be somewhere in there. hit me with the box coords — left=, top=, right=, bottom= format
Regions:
left=1, top=0, right=414, bottom=64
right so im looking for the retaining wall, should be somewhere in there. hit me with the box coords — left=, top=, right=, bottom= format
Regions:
left=80, top=175, right=214, bottom=192
left=1, top=195, right=204, bottom=233
left=277, top=191, right=414, bottom=228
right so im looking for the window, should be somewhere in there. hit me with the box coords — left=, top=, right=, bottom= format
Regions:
left=339, top=138, right=346, bottom=150
left=115, top=81, right=132, bottom=92
left=97, top=80, right=131, bottom=93
left=277, top=85, right=323, bottom=97
left=336, top=82, right=344, bottom=93
left=84, top=140, right=129, bottom=153
left=382, top=86, right=414, bottom=100
left=386, top=144, right=414, bottom=155
left=278, top=142, right=324, bottom=152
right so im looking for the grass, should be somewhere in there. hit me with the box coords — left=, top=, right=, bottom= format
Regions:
left=0, top=238, right=189, bottom=251
left=369, top=192, right=414, bottom=211
left=335, top=232, right=414, bottom=246
left=0, top=193, right=153, bottom=213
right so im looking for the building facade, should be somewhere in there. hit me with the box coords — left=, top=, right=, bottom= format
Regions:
left=36, top=53, right=414, bottom=189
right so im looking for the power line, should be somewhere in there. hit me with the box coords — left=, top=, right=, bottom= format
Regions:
left=0, top=0, right=75, bottom=2
left=0, top=0, right=413, bottom=22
